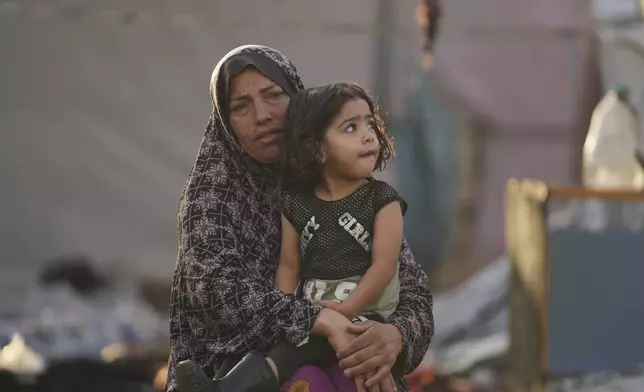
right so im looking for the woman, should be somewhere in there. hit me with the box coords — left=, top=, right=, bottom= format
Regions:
left=165, top=45, right=433, bottom=392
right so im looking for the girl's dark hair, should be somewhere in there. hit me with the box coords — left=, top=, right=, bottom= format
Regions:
left=277, top=82, right=394, bottom=188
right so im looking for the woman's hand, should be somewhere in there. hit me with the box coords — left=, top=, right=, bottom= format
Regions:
left=337, top=320, right=403, bottom=388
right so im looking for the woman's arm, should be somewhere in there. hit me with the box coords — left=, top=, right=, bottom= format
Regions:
left=386, top=239, right=434, bottom=374
left=322, top=202, right=403, bottom=319
left=178, top=207, right=325, bottom=347
left=274, top=214, right=302, bottom=294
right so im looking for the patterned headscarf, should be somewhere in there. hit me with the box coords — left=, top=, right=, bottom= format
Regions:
left=177, top=44, right=304, bottom=289
left=166, top=45, right=314, bottom=392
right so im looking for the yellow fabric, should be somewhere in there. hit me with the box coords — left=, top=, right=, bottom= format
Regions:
left=287, top=380, right=310, bottom=392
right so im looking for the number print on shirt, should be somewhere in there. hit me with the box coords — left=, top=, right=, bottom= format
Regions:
left=303, top=279, right=327, bottom=301
left=335, top=281, right=357, bottom=301
left=302, top=279, right=358, bottom=302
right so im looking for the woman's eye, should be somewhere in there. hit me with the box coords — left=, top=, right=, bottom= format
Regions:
left=367, top=121, right=376, bottom=130
left=346, top=124, right=357, bottom=133
left=268, top=91, right=285, bottom=100
left=230, top=102, right=249, bottom=113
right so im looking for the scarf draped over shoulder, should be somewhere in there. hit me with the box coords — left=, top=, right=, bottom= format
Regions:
left=165, top=45, right=322, bottom=392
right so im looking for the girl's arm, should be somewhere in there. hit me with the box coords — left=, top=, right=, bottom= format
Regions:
left=274, top=213, right=302, bottom=293
left=323, top=201, right=403, bottom=319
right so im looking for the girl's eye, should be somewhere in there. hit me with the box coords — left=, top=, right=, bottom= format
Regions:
left=346, top=124, right=357, bottom=133
left=367, top=121, right=376, bottom=131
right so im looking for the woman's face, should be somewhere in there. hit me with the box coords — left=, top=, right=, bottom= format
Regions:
left=228, top=68, right=290, bottom=163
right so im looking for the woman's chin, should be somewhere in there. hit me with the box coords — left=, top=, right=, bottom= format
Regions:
left=250, top=145, right=280, bottom=164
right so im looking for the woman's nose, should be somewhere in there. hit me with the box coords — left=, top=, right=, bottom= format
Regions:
left=254, top=100, right=272, bottom=124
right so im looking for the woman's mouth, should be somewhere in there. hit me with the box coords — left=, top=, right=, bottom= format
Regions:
left=256, top=129, right=282, bottom=144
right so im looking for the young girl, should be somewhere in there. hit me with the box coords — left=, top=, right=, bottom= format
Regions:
left=275, top=82, right=407, bottom=391
left=176, top=82, right=407, bottom=392
left=276, top=81, right=405, bottom=325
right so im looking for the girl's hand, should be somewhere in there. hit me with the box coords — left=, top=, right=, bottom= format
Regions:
left=327, top=326, right=357, bottom=354
left=355, top=370, right=395, bottom=392
left=376, top=371, right=397, bottom=392
left=355, top=374, right=367, bottom=392
left=316, top=300, right=344, bottom=312
left=316, top=300, right=358, bottom=319
left=315, top=308, right=358, bottom=353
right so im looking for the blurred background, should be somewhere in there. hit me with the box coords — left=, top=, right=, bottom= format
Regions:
left=2, top=0, right=644, bottom=391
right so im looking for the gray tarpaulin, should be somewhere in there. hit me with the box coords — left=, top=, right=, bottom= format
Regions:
left=1, top=0, right=596, bottom=296
left=0, top=0, right=387, bottom=295
left=1, top=11, right=209, bottom=288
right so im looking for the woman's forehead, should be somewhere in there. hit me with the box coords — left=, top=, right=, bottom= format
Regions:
left=229, top=68, right=279, bottom=100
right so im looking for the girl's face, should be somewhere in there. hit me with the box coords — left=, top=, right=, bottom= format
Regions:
left=319, top=99, right=380, bottom=181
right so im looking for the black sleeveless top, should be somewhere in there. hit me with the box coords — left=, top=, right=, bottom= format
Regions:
left=281, top=179, right=407, bottom=280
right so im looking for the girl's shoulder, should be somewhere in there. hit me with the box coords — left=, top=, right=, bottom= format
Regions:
left=365, top=178, right=399, bottom=195
left=366, top=179, right=407, bottom=215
